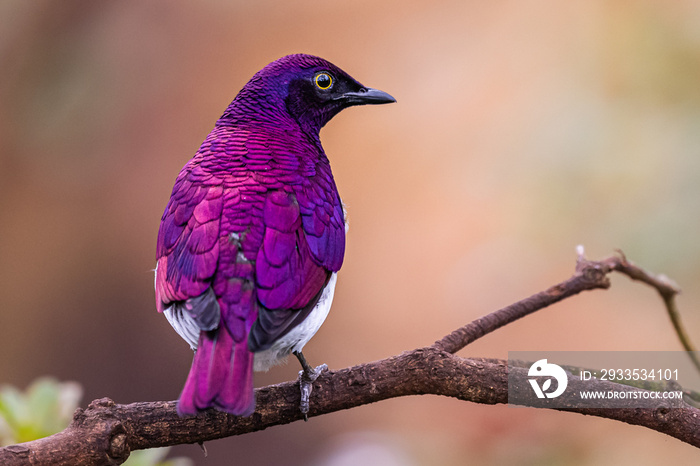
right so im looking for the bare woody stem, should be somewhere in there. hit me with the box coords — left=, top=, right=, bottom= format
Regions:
left=606, top=249, right=700, bottom=372
left=0, top=247, right=698, bottom=465
left=433, top=246, right=611, bottom=353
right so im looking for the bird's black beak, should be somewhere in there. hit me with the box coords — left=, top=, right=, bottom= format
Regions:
left=338, top=87, right=396, bottom=105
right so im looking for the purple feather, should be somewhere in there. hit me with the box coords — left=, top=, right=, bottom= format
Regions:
left=155, top=54, right=394, bottom=416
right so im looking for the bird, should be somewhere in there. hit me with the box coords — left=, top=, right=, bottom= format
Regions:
left=154, top=54, right=395, bottom=417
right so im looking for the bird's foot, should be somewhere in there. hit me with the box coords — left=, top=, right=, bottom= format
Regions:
left=293, top=351, right=328, bottom=421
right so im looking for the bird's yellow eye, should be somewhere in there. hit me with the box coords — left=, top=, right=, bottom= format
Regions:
left=315, top=72, right=333, bottom=90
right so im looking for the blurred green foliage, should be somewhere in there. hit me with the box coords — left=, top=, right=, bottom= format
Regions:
left=0, top=377, right=80, bottom=445
left=0, top=378, right=192, bottom=466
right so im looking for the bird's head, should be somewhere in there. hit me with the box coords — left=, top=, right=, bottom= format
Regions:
left=222, top=54, right=395, bottom=134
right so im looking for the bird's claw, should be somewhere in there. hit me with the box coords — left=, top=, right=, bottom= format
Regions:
left=298, top=363, right=328, bottom=421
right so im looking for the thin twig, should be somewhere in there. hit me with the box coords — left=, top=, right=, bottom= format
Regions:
left=603, top=249, right=700, bottom=372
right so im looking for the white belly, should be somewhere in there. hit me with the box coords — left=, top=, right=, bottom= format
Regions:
left=253, top=272, right=337, bottom=371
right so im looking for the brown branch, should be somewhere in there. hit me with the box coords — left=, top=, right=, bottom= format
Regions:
left=1, top=248, right=698, bottom=465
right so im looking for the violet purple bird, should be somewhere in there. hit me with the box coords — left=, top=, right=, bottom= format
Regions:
left=154, top=54, right=395, bottom=417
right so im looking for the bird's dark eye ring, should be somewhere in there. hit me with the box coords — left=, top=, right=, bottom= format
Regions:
left=315, top=72, right=333, bottom=90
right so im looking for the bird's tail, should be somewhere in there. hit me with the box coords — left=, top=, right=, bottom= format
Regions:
left=177, top=325, right=255, bottom=416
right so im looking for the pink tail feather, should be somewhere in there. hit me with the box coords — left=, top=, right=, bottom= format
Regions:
left=177, top=326, right=255, bottom=416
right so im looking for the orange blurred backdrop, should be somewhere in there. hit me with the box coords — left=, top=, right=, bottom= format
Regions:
left=2, top=1, right=700, bottom=464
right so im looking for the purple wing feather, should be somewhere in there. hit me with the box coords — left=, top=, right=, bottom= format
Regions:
left=155, top=171, right=223, bottom=312
left=248, top=175, right=344, bottom=351
left=297, top=166, right=345, bottom=272
left=255, top=190, right=327, bottom=310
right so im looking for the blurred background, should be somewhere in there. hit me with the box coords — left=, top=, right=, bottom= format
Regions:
left=2, top=0, right=700, bottom=464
